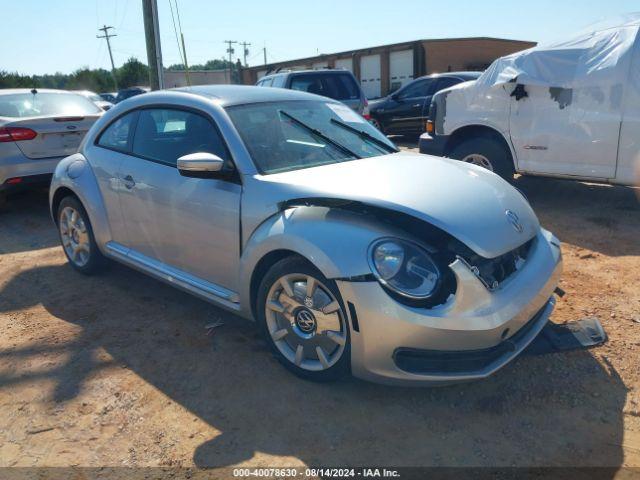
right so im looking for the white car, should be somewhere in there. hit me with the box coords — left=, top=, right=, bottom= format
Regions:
left=73, top=90, right=114, bottom=111
left=420, top=16, right=640, bottom=186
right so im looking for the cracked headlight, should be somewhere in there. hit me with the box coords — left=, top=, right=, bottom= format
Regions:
left=370, top=239, right=441, bottom=300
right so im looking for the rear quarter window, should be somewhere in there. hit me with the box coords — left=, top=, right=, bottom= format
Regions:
left=289, top=73, right=360, bottom=101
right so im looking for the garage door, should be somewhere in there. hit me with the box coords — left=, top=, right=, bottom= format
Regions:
left=389, top=49, right=414, bottom=93
left=312, top=61, right=328, bottom=69
left=360, top=54, right=381, bottom=99
left=256, top=70, right=267, bottom=80
left=334, top=57, right=353, bottom=73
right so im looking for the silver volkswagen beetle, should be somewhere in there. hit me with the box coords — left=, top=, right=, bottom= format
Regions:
left=49, top=85, right=562, bottom=385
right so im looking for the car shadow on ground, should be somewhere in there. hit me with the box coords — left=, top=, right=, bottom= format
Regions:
left=0, top=189, right=58, bottom=255
left=0, top=260, right=628, bottom=470
left=514, top=176, right=640, bottom=257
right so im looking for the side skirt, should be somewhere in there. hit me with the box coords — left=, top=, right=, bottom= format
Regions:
left=104, top=241, right=241, bottom=312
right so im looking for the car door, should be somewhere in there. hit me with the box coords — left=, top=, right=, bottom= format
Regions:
left=383, top=79, right=435, bottom=134
left=508, top=83, right=620, bottom=179
left=118, top=107, right=242, bottom=292
left=90, top=110, right=140, bottom=244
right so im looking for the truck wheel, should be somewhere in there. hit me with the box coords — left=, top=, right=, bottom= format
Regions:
left=450, top=137, right=514, bottom=182
left=256, top=255, right=350, bottom=382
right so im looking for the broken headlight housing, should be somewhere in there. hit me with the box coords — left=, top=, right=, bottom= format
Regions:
left=369, top=238, right=441, bottom=302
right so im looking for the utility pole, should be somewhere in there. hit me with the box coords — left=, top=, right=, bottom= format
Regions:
left=97, top=25, right=118, bottom=90
left=180, top=33, right=191, bottom=86
left=240, top=41, right=251, bottom=67
left=263, top=46, right=267, bottom=66
left=142, top=0, right=164, bottom=90
left=224, top=40, right=237, bottom=84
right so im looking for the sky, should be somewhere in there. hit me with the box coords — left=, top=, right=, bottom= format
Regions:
left=1, top=0, right=638, bottom=75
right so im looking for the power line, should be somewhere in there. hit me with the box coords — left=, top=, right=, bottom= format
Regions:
left=168, top=0, right=185, bottom=66
left=96, top=25, right=118, bottom=90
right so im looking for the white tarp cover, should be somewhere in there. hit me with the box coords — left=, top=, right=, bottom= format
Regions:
left=478, top=14, right=640, bottom=89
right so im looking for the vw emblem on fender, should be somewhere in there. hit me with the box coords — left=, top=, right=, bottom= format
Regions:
left=505, top=210, right=524, bottom=233
left=295, top=309, right=316, bottom=333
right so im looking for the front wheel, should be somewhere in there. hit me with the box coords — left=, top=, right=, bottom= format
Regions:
left=450, top=137, right=514, bottom=182
left=57, top=196, right=107, bottom=274
left=256, top=256, right=351, bottom=381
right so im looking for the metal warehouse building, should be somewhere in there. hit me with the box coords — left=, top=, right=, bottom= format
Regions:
left=242, top=37, right=535, bottom=98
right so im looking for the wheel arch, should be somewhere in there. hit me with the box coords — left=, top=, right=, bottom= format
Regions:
left=445, top=124, right=516, bottom=167
left=50, top=186, right=79, bottom=223
left=239, top=206, right=406, bottom=320
left=248, top=249, right=306, bottom=321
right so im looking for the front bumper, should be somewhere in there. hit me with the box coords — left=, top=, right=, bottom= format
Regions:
left=336, top=229, right=562, bottom=386
left=418, top=132, right=449, bottom=157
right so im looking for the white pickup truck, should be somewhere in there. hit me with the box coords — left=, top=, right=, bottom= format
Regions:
left=419, top=16, right=640, bottom=186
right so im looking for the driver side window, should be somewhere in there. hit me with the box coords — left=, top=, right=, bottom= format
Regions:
left=131, top=108, right=228, bottom=166
left=397, top=80, right=432, bottom=100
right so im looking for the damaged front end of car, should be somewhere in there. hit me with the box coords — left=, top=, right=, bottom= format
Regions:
left=271, top=198, right=562, bottom=385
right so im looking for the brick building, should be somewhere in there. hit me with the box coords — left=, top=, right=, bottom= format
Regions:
left=241, top=37, right=535, bottom=98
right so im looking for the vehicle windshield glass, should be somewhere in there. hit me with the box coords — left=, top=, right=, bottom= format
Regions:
left=0, top=92, right=102, bottom=118
left=226, top=100, right=396, bottom=174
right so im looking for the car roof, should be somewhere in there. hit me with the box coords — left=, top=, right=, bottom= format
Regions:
left=416, top=71, right=482, bottom=81
left=263, top=69, right=353, bottom=78
left=0, top=88, right=83, bottom=96
left=174, top=84, right=336, bottom=107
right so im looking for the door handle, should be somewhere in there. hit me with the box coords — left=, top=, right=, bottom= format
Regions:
left=123, top=175, right=136, bottom=189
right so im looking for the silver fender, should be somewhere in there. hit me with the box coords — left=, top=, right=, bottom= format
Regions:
left=237, top=206, right=407, bottom=319
left=49, top=153, right=112, bottom=255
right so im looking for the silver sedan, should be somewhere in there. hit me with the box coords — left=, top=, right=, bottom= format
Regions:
left=49, top=85, right=562, bottom=385
left=0, top=89, right=103, bottom=207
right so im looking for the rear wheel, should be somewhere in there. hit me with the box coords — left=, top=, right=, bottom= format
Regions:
left=369, top=117, right=385, bottom=134
left=450, top=137, right=514, bottom=182
left=256, top=256, right=350, bottom=381
left=57, top=196, right=107, bottom=274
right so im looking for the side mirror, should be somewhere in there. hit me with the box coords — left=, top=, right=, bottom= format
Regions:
left=177, top=152, right=224, bottom=178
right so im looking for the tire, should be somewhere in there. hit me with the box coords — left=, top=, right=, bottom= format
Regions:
left=450, top=136, right=514, bottom=182
left=256, top=256, right=351, bottom=382
left=369, top=117, right=385, bottom=134
left=57, top=196, right=107, bottom=275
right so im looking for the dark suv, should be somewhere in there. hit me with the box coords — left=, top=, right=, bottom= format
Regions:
left=256, top=69, right=368, bottom=115
left=368, top=72, right=481, bottom=135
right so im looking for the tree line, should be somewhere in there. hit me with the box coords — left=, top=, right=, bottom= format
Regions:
left=0, top=57, right=237, bottom=93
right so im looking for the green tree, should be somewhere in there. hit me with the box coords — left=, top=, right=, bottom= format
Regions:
left=115, top=57, right=149, bottom=89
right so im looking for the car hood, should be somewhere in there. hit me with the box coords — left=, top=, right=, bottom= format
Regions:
left=255, top=152, right=539, bottom=258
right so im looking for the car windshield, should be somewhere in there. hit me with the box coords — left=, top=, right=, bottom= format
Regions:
left=226, top=100, right=396, bottom=174
left=0, top=92, right=101, bottom=118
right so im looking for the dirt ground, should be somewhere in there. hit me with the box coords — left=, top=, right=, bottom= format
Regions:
left=0, top=146, right=639, bottom=474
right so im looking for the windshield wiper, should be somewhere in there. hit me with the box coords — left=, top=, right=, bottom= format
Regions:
left=330, top=118, right=399, bottom=154
left=279, top=110, right=361, bottom=159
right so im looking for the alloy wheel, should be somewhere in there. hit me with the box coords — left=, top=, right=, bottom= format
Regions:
left=59, top=206, right=91, bottom=267
left=265, top=273, right=347, bottom=372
